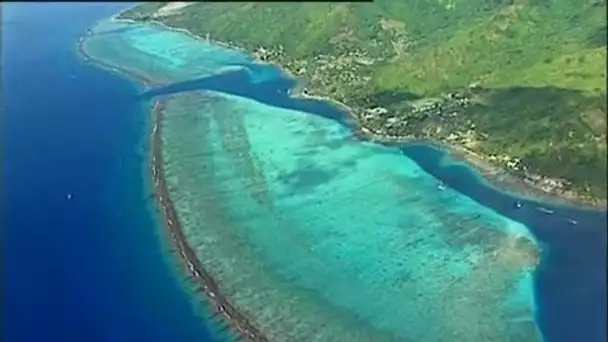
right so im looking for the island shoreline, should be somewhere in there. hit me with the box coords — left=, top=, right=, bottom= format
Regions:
left=76, top=13, right=600, bottom=342
left=110, top=15, right=606, bottom=212
left=78, top=30, right=267, bottom=342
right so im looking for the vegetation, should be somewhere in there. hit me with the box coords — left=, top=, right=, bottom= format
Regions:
left=119, top=0, right=607, bottom=204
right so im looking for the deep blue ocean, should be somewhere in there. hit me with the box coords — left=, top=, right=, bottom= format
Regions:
left=3, top=4, right=216, bottom=342
left=3, top=3, right=606, bottom=342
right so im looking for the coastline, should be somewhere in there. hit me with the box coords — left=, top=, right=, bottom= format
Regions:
left=440, top=143, right=607, bottom=211
left=111, top=14, right=356, bottom=115
left=299, top=89, right=607, bottom=211
left=131, top=19, right=605, bottom=210
left=112, top=15, right=249, bottom=54
left=76, top=12, right=607, bottom=342
left=78, top=31, right=266, bottom=342
left=295, top=86, right=606, bottom=211
left=114, top=16, right=606, bottom=211
left=361, top=127, right=606, bottom=211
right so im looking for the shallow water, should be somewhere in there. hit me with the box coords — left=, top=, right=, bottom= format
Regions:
left=81, top=17, right=606, bottom=342
left=160, top=90, right=541, bottom=341
left=84, top=20, right=252, bottom=84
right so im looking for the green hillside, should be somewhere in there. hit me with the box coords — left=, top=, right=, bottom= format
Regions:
left=119, top=1, right=607, bottom=204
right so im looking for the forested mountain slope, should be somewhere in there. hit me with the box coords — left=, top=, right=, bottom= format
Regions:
left=119, top=0, right=607, bottom=204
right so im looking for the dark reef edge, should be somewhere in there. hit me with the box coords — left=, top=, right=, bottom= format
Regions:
left=150, top=101, right=266, bottom=342
left=77, top=28, right=267, bottom=342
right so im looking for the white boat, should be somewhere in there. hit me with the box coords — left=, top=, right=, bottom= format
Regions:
left=536, top=207, right=554, bottom=214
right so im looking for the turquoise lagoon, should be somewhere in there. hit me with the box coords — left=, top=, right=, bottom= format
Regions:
left=81, top=18, right=604, bottom=342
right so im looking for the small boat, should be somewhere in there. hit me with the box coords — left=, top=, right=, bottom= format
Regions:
left=437, top=182, right=446, bottom=191
left=515, top=201, right=522, bottom=208
left=67, top=193, right=72, bottom=200
left=536, top=207, right=554, bottom=214
left=565, top=218, right=578, bottom=225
